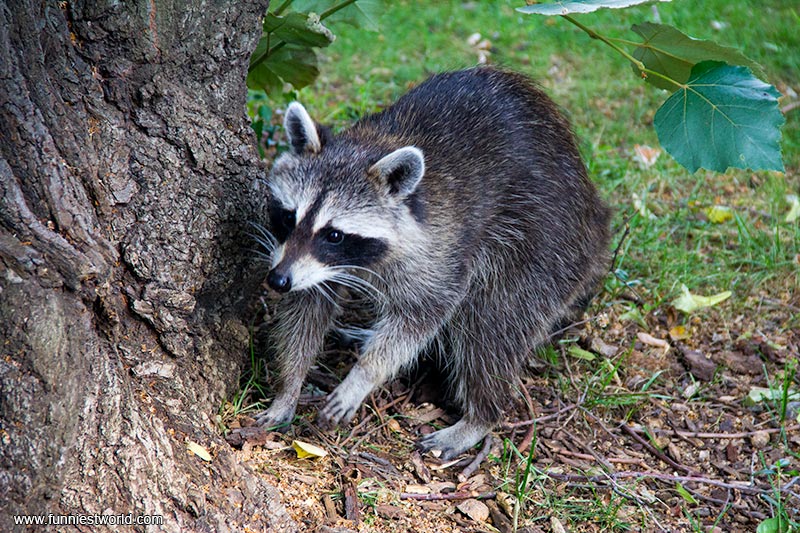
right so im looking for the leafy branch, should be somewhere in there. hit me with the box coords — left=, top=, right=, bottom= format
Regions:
left=247, top=0, right=380, bottom=97
left=518, top=0, right=786, bottom=174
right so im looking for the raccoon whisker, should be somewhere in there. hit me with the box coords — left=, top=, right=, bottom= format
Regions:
left=328, top=264, right=387, bottom=285
left=247, top=220, right=277, bottom=242
left=329, top=272, right=386, bottom=301
left=314, top=282, right=341, bottom=309
left=246, top=221, right=278, bottom=251
left=248, top=248, right=274, bottom=263
left=248, top=233, right=277, bottom=253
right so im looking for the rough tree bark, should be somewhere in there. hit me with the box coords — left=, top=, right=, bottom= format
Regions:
left=0, top=0, right=297, bottom=531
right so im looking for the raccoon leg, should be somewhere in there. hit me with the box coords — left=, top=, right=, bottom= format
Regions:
left=318, top=312, right=435, bottom=428
left=256, top=291, right=336, bottom=430
left=418, top=292, right=539, bottom=459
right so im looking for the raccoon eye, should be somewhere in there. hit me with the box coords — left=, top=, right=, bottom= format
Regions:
left=325, top=229, right=344, bottom=244
left=281, top=211, right=295, bottom=229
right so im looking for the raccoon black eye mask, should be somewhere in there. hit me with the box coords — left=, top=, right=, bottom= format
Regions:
left=256, top=66, right=611, bottom=460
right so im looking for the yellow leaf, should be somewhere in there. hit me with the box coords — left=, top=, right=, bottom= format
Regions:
left=672, top=285, right=731, bottom=314
left=187, top=441, right=212, bottom=462
left=292, top=440, right=328, bottom=459
left=705, top=205, right=733, bottom=223
left=669, top=325, right=690, bottom=340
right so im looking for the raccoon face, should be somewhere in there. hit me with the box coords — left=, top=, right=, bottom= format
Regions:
left=265, top=102, right=425, bottom=294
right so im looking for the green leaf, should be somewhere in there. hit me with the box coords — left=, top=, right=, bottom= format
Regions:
left=263, top=12, right=335, bottom=48
left=654, top=61, right=785, bottom=173
left=671, top=284, right=731, bottom=314
left=292, top=0, right=383, bottom=31
left=567, top=345, right=596, bottom=361
left=631, top=22, right=761, bottom=91
left=757, top=517, right=790, bottom=533
left=247, top=45, right=320, bottom=94
left=675, top=483, right=698, bottom=504
left=517, top=0, right=662, bottom=16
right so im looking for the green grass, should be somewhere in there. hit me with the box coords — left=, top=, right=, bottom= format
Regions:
left=276, top=0, right=800, bottom=323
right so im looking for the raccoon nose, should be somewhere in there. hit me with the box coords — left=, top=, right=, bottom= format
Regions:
left=267, top=269, right=292, bottom=293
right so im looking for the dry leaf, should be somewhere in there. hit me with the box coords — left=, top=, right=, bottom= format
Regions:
left=403, top=484, right=430, bottom=495
left=637, top=332, right=670, bottom=354
left=633, top=144, right=661, bottom=168
left=292, top=440, right=327, bottom=459
left=551, top=515, right=568, bottom=533
left=187, top=441, right=212, bottom=462
left=456, top=499, right=490, bottom=523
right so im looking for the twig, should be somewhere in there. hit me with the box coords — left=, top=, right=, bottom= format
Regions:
left=517, top=380, right=536, bottom=454
left=621, top=424, right=697, bottom=476
left=552, top=447, right=645, bottom=466
left=502, top=402, right=580, bottom=429
left=628, top=424, right=800, bottom=440
left=459, top=435, right=495, bottom=482
left=338, top=413, right=374, bottom=448
left=400, top=491, right=497, bottom=501
left=547, top=471, right=773, bottom=495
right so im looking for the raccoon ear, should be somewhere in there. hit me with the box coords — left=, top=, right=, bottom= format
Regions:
left=284, top=102, right=322, bottom=155
left=369, top=146, right=425, bottom=198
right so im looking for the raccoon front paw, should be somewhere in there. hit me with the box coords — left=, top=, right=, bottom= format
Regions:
left=317, top=387, right=360, bottom=429
left=416, top=419, right=491, bottom=461
left=255, top=404, right=295, bottom=431
left=318, top=365, right=374, bottom=429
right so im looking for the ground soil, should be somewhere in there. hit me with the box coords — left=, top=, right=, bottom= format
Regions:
left=226, top=290, right=799, bottom=533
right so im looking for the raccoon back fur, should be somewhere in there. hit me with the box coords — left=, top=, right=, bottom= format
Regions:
left=256, top=67, right=611, bottom=459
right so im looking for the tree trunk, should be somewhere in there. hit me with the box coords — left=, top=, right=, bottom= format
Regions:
left=0, top=0, right=296, bottom=531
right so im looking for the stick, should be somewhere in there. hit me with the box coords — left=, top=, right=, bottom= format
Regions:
left=400, top=491, right=497, bottom=501
left=621, top=424, right=697, bottom=476
left=459, top=435, right=495, bottom=482
left=627, top=424, right=799, bottom=440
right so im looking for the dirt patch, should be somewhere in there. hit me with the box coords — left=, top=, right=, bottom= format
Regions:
left=227, top=299, right=799, bottom=532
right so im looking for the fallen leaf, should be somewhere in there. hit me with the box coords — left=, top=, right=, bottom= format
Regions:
left=637, top=332, right=670, bottom=354
left=187, top=441, right=212, bottom=462
left=551, top=515, right=568, bottom=533
left=786, top=194, right=800, bottom=223
left=590, top=336, right=619, bottom=357
left=403, top=484, right=430, bottom=495
left=679, top=348, right=716, bottom=381
left=705, top=205, right=734, bottom=223
left=375, top=504, right=404, bottom=520
left=672, top=284, right=732, bottom=314
left=292, top=440, right=327, bottom=459
left=669, top=325, right=690, bottom=341
left=633, top=144, right=661, bottom=168
left=456, top=499, right=489, bottom=523
left=745, top=387, right=800, bottom=406
left=750, top=430, right=771, bottom=449
left=567, top=344, right=596, bottom=361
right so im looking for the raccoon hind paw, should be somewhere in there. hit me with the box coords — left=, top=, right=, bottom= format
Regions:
left=416, top=419, right=492, bottom=461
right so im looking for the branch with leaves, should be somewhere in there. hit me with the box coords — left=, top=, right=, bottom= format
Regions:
left=518, top=0, right=786, bottom=174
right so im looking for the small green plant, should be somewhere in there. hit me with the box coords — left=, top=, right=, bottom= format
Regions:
left=755, top=455, right=800, bottom=533
left=518, top=0, right=785, bottom=174
left=247, top=0, right=381, bottom=97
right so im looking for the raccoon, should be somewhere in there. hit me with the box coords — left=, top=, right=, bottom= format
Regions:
left=255, top=67, right=611, bottom=459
